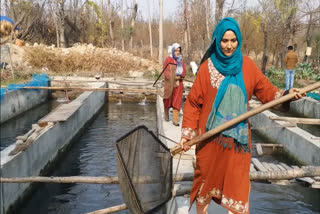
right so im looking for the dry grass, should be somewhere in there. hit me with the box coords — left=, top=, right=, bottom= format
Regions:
left=24, top=46, right=158, bottom=76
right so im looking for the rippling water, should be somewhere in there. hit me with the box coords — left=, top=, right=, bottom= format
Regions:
left=19, top=102, right=157, bottom=214
left=250, top=182, right=320, bottom=213
left=0, top=100, right=58, bottom=151
left=17, top=101, right=319, bottom=214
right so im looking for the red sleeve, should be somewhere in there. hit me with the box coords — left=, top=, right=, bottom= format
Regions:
left=182, top=61, right=207, bottom=130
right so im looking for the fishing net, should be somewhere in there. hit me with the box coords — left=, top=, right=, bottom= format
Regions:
left=0, top=73, right=50, bottom=100
left=116, top=126, right=172, bottom=214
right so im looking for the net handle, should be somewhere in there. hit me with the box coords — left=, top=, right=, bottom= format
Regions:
left=170, top=81, right=320, bottom=156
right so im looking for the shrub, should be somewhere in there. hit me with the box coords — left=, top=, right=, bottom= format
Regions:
left=295, top=62, right=319, bottom=80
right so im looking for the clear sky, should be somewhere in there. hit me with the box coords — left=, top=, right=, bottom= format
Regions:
left=133, top=0, right=258, bottom=21
left=135, top=0, right=181, bottom=20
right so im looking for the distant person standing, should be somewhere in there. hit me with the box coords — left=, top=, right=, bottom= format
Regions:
left=284, top=46, right=298, bottom=90
left=162, top=43, right=186, bottom=126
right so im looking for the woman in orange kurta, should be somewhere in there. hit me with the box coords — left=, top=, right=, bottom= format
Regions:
left=180, top=18, right=303, bottom=214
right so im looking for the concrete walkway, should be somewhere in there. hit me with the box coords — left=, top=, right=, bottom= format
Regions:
left=157, top=96, right=228, bottom=214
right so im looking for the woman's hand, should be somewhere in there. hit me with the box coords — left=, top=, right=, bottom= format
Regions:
left=175, top=76, right=181, bottom=80
left=289, top=88, right=306, bottom=100
left=180, top=138, right=191, bottom=152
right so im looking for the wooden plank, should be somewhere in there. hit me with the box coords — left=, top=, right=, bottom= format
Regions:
left=262, top=162, right=273, bottom=171
left=270, top=163, right=290, bottom=185
left=256, top=143, right=263, bottom=156
left=252, top=143, right=283, bottom=155
left=251, top=158, right=268, bottom=172
left=250, top=163, right=256, bottom=172
left=269, top=116, right=320, bottom=125
left=312, top=182, right=320, bottom=189
left=255, top=143, right=283, bottom=148
left=292, top=166, right=315, bottom=185
left=39, top=102, right=82, bottom=123
left=269, top=163, right=281, bottom=171
left=313, top=176, right=320, bottom=181
left=279, top=163, right=292, bottom=170
left=276, top=164, right=287, bottom=171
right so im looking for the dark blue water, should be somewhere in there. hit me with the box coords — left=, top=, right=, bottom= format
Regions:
left=18, top=102, right=157, bottom=214
left=250, top=130, right=320, bottom=214
left=0, top=100, right=58, bottom=151
left=251, top=182, right=320, bottom=214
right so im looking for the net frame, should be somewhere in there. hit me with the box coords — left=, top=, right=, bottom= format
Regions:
left=115, top=125, right=173, bottom=214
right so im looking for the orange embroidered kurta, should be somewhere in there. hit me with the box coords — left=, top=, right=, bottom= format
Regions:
left=182, top=56, right=282, bottom=214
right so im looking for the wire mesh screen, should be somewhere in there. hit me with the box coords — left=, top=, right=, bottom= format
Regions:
left=116, top=126, right=172, bottom=214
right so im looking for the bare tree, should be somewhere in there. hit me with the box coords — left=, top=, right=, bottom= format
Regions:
left=258, top=0, right=273, bottom=73
left=147, top=0, right=153, bottom=57
left=107, top=0, right=114, bottom=46
left=215, top=0, right=225, bottom=25
left=121, top=0, right=124, bottom=51
left=50, top=1, right=60, bottom=47
left=302, top=4, right=320, bottom=62
left=183, top=0, right=190, bottom=56
left=129, top=0, right=137, bottom=49
left=57, top=0, right=66, bottom=47
left=159, top=0, right=163, bottom=65
left=206, top=0, right=211, bottom=41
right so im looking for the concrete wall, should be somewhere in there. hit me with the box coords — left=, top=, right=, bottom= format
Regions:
left=0, top=89, right=48, bottom=123
left=290, top=97, right=320, bottom=119
left=250, top=110, right=320, bottom=166
left=0, top=82, right=106, bottom=214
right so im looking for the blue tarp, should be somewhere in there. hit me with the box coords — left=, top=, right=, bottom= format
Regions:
left=0, top=73, right=50, bottom=100
left=0, top=16, right=20, bottom=31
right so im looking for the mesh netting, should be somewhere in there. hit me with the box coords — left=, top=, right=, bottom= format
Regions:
left=0, top=73, right=50, bottom=100
left=116, top=126, right=172, bottom=214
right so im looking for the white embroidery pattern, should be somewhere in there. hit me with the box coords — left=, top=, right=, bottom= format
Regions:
left=196, top=184, right=249, bottom=214
left=274, top=90, right=284, bottom=99
left=208, top=58, right=225, bottom=89
left=197, top=190, right=249, bottom=214
left=181, top=128, right=197, bottom=139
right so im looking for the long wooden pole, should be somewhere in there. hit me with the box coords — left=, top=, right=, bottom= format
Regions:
left=0, top=176, right=119, bottom=184
left=50, top=79, right=154, bottom=85
left=0, top=174, right=193, bottom=184
left=1, top=167, right=320, bottom=183
left=171, top=82, right=320, bottom=155
left=20, top=86, right=158, bottom=94
left=250, top=166, right=320, bottom=181
left=269, top=116, right=320, bottom=125
left=85, top=204, right=127, bottom=214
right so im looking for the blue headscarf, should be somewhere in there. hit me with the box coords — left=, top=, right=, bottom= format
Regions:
left=170, top=43, right=183, bottom=75
left=205, top=17, right=249, bottom=150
